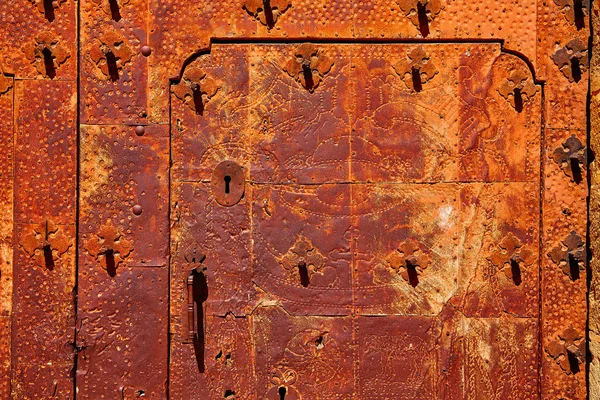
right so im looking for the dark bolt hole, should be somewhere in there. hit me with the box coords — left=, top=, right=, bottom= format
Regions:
left=571, top=57, right=582, bottom=83
left=43, top=244, right=55, bottom=271
left=105, top=51, right=120, bottom=82
left=224, top=175, right=232, bottom=194
left=278, top=386, right=287, bottom=400
left=302, top=64, right=315, bottom=92
left=417, top=2, right=430, bottom=37
left=567, top=349, right=581, bottom=374
left=406, top=260, right=419, bottom=288
left=411, top=67, right=423, bottom=92
left=191, top=83, right=205, bottom=115
left=224, top=390, right=235, bottom=399
left=510, top=258, right=522, bottom=286
left=108, top=0, right=122, bottom=22
left=135, top=390, right=145, bottom=398
left=513, top=88, right=523, bottom=113
left=42, top=48, right=56, bottom=79
left=192, top=270, right=209, bottom=373
left=570, top=156, right=583, bottom=184
left=105, top=249, right=117, bottom=277
left=298, top=260, right=310, bottom=287
left=573, top=0, right=585, bottom=30
left=43, top=0, right=55, bottom=22
left=262, top=0, right=276, bottom=29
left=568, top=252, right=580, bottom=281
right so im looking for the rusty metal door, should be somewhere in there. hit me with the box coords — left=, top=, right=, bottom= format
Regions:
left=1, top=0, right=591, bottom=399
left=168, top=42, right=543, bottom=399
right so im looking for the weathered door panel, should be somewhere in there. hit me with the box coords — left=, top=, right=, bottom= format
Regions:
left=76, top=124, right=170, bottom=398
left=170, top=42, right=542, bottom=398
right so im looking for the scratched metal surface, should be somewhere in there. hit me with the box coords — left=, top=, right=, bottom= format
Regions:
left=0, top=0, right=591, bottom=398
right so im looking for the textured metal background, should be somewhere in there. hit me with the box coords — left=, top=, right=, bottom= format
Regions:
left=0, top=0, right=590, bottom=398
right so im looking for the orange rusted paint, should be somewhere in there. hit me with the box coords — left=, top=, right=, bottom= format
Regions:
left=0, top=0, right=591, bottom=398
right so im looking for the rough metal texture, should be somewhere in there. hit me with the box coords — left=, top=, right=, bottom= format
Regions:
left=0, top=0, right=592, bottom=398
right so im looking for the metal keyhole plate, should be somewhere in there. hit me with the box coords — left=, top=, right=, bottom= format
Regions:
left=211, top=160, right=245, bottom=206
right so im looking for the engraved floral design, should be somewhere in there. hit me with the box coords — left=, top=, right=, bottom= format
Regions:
left=172, top=66, right=220, bottom=113
left=548, top=231, right=586, bottom=280
left=488, top=232, right=533, bottom=285
left=21, top=220, right=71, bottom=270
left=551, top=38, right=588, bottom=82
left=85, top=224, right=133, bottom=273
left=387, top=238, right=431, bottom=286
left=283, top=44, right=333, bottom=92
left=23, top=32, right=70, bottom=77
left=90, top=30, right=133, bottom=80
left=552, top=135, right=587, bottom=180
left=280, top=236, right=326, bottom=285
left=546, top=327, right=585, bottom=374
left=392, top=47, right=438, bottom=91
left=243, top=0, right=291, bottom=28
left=498, top=69, right=538, bottom=110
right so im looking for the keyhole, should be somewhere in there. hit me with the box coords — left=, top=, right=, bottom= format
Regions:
left=224, top=175, right=232, bottom=194
left=278, top=387, right=287, bottom=400
left=42, top=48, right=56, bottom=79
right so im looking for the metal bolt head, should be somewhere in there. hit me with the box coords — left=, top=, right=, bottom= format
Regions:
left=135, top=126, right=145, bottom=136
left=141, top=46, right=152, bottom=57
left=132, top=205, right=143, bottom=215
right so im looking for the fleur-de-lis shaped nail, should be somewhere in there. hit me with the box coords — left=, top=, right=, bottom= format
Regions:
left=90, top=30, right=133, bottom=81
left=23, top=32, right=70, bottom=78
left=85, top=224, right=133, bottom=276
left=552, top=135, right=587, bottom=183
left=547, top=231, right=586, bottom=281
left=488, top=232, right=533, bottom=286
left=173, top=66, right=220, bottom=114
left=551, top=38, right=588, bottom=83
left=243, top=0, right=291, bottom=29
left=387, top=238, right=431, bottom=287
left=392, top=47, right=438, bottom=92
left=283, top=44, right=333, bottom=92
left=553, top=0, right=589, bottom=30
left=546, top=327, right=585, bottom=374
left=28, top=0, right=66, bottom=21
left=498, top=69, right=538, bottom=112
left=280, top=236, right=326, bottom=287
left=21, top=220, right=71, bottom=270
left=396, top=0, right=445, bottom=36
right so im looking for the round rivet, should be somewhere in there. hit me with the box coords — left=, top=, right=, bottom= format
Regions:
left=141, top=46, right=152, bottom=57
left=135, top=126, right=145, bottom=136
left=132, top=205, right=143, bottom=215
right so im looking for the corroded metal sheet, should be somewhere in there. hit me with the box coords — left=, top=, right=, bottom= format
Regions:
left=0, top=74, right=13, bottom=400
left=12, top=80, right=77, bottom=398
left=170, top=42, right=544, bottom=397
left=77, top=124, right=169, bottom=398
